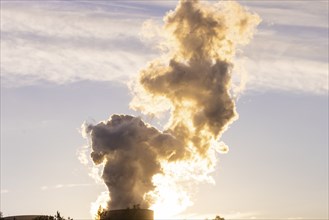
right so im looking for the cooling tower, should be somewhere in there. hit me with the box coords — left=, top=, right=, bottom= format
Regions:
left=102, top=209, right=154, bottom=220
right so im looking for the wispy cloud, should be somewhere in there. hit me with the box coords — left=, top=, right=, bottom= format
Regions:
left=239, top=0, right=328, bottom=95
left=1, top=1, right=327, bottom=95
left=173, top=211, right=260, bottom=220
left=174, top=212, right=307, bottom=220
left=1, top=189, right=9, bottom=194
left=40, top=183, right=92, bottom=191
left=242, top=54, right=328, bottom=95
left=241, top=0, right=328, bottom=28
left=1, top=1, right=156, bottom=87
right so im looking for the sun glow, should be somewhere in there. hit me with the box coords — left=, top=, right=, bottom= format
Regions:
left=148, top=173, right=193, bottom=219
left=90, top=191, right=109, bottom=219
left=147, top=158, right=218, bottom=219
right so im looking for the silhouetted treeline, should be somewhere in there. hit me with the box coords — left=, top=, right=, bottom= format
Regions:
left=33, top=211, right=73, bottom=220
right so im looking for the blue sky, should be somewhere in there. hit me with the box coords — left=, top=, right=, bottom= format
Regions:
left=1, top=1, right=328, bottom=219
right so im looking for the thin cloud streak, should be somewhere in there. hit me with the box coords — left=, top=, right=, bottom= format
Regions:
left=1, top=1, right=156, bottom=87
left=40, top=183, right=92, bottom=191
left=173, top=211, right=260, bottom=220
left=239, top=0, right=328, bottom=95
left=1, top=189, right=9, bottom=194
left=1, top=1, right=327, bottom=96
left=241, top=0, right=328, bottom=28
left=243, top=56, right=328, bottom=95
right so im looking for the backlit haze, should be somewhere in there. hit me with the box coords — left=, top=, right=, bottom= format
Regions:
left=1, top=1, right=328, bottom=219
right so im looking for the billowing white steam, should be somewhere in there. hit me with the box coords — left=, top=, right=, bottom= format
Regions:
left=82, top=0, right=260, bottom=218
left=85, top=115, right=183, bottom=210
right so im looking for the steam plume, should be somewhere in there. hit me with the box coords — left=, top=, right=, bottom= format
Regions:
left=83, top=0, right=260, bottom=217
left=85, top=115, right=183, bottom=209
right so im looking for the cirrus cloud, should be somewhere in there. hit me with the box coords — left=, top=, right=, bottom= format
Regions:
left=1, top=1, right=328, bottom=95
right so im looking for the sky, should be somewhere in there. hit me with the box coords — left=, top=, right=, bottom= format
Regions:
left=0, top=0, right=328, bottom=219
